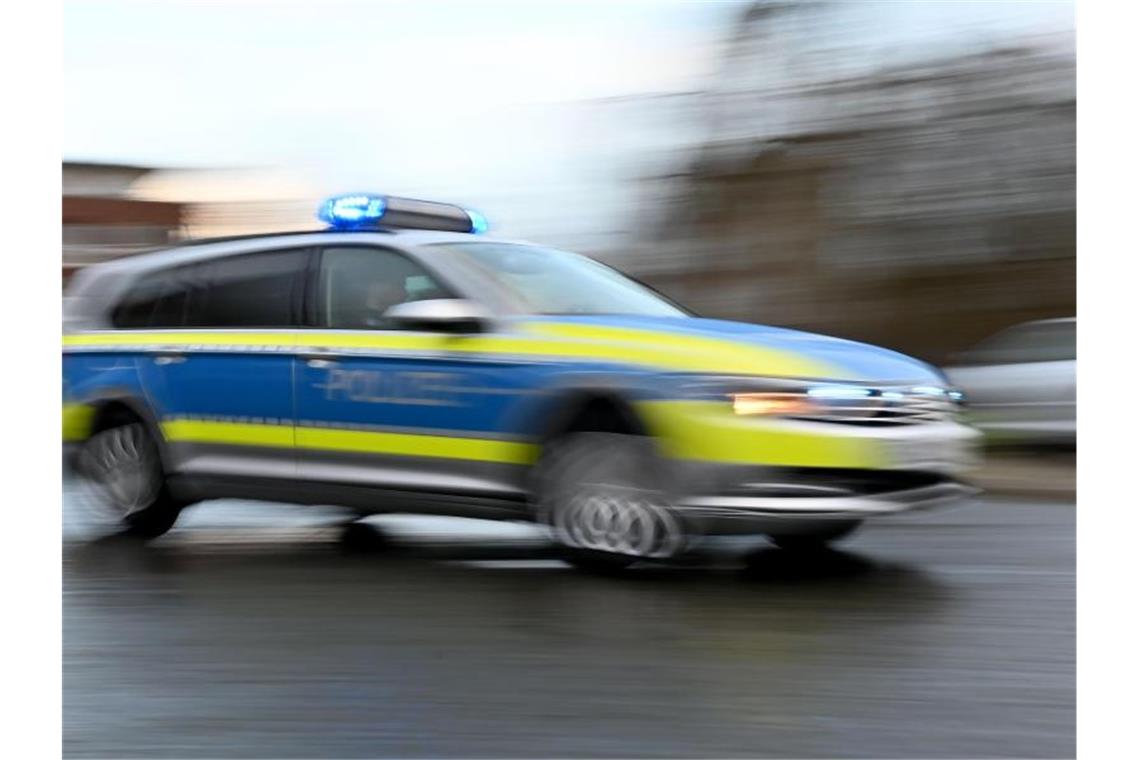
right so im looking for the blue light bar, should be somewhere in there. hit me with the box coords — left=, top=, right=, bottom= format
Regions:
left=318, top=192, right=489, bottom=233
left=319, top=193, right=387, bottom=229
left=466, top=208, right=489, bottom=235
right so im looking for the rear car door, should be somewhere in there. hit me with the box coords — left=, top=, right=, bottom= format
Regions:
left=294, top=245, right=537, bottom=504
left=133, top=247, right=311, bottom=480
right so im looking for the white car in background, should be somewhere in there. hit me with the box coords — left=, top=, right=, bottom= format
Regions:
left=944, top=318, right=1075, bottom=446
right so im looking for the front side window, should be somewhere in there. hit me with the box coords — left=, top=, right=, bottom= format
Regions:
left=433, top=242, right=688, bottom=317
left=318, top=247, right=452, bottom=330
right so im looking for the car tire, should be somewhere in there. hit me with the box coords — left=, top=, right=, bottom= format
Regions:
left=76, top=420, right=183, bottom=539
left=768, top=520, right=862, bottom=551
left=534, top=432, right=685, bottom=570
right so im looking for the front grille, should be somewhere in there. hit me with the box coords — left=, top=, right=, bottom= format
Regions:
left=792, top=388, right=957, bottom=426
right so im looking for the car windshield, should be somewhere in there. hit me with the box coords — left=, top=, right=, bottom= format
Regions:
left=434, top=242, right=688, bottom=317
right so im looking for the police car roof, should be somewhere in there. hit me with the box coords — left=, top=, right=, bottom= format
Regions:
left=63, top=228, right=530, bottom=328
left=86, top=227, right=500, bottom=277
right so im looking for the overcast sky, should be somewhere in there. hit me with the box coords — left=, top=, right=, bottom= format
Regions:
left=65, top=0, right=1073, bottom=243
left=65, top=2, right=723, bottom=165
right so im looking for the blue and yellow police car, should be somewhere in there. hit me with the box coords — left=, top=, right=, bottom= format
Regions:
left=63, top=193, right=980, bottom=569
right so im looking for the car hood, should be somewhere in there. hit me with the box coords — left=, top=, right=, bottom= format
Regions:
left=514, top=315, right=943, bottom=384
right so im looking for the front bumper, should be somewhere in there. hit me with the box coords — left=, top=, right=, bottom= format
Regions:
left=665, top=453, right=981, bottom=532
left=675, top=475, right=979, bottom=536
left=676, top=477, right=978, bottom=535
left=636, top=402, right=984, bottom=534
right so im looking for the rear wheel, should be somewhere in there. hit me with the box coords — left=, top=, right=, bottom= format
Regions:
left=768, top=520, right=862, bottom=551
left=535, top=432, right=685, bottom=571
left=76, top=420, right=183, bottom=538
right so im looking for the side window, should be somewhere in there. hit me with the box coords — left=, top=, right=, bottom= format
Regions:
left=318, top=247, right=452, bottom=330
left=111, top=268, right=193, bottom=329
left=1020, top=321, right=1075, bottom=363
left=970, top=321, right=1075, bottom=364
left=184, top=249, right=308, bottom=328
left=150, top=266, right=194, bottom=327
left=111, top=272, right=168, bottom=329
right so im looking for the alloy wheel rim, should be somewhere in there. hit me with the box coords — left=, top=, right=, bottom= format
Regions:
left=552, top=484, right=683, bottom=558
left=77, top=424, right=161, bottom=520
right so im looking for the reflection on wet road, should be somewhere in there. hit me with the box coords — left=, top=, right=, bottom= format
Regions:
left=64, top=497, right=1074, bottom=758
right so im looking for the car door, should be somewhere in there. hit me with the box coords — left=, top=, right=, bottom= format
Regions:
left=135, top=247, right=311, bottom=480
left=294, top=245, right=537, bottom=504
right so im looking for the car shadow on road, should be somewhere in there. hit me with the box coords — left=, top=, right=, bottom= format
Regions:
left=339, top=523, right=913, bottom=581
left=65, top=520, right=944, bottom=601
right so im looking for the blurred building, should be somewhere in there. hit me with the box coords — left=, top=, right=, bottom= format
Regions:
left=130, top=167, right=317, bottom=239
left=62, top=161, right=187, bottom=281
left=610, top=1, right=1075, bottom=363
left=62, top=162, right=319, bottom=284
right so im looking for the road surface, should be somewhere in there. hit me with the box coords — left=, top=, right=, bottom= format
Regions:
left=63, top=492, right=1074, bottom=758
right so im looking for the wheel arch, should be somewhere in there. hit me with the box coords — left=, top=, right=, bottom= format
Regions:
left=534, top=387, right=651, bottom=443
left=523, top=385, right=663, bottom=513
left=80, top=394, right=174, bottom=473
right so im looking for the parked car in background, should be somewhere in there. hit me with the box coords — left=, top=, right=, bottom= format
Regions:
left=944, top=318, right=1075, bottom=447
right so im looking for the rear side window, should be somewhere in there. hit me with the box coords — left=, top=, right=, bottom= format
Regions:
left=111, top=248, right=309, bottom=329
left=111, top=271, right=170, bottom=328
left=184, top=249, right=308, bottom=328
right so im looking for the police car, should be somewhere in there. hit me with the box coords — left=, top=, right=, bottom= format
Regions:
left=63, top=193, right=980, bottom=569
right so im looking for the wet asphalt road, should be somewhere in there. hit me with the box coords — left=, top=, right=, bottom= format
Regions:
left=63, top=494, right=1074, bottom=759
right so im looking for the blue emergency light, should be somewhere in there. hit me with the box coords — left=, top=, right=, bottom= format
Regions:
left=807, top=385, right=873, bottom=400
left=319, top=192, right=488, bottom=234
left=318, top=194, right=387, bottom=227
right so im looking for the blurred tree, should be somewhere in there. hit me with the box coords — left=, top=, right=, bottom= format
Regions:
left=613, top=1, right=1074, bottom=363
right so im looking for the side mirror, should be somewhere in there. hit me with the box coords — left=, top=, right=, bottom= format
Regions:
left=383, top=299, right=492, bottom=333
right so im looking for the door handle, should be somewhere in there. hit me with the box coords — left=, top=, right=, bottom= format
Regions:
left=300, top=348, right=337, bottom=369
left=154, top=354, right=187, bottom=366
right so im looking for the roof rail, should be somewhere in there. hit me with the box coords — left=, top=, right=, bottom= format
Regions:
left=169, top=227, right=394, bottom=248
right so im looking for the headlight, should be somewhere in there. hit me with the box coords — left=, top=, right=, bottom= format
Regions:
left=728, top=381, right=874, bottom=417
left=730, top=392, right=814, bottom=416
left=718, top=379, right=962, bottom=423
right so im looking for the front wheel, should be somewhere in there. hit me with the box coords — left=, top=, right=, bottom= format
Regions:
left=76, top=421, right=183, bottom=538
left=534, top=433, right=686, bottom=570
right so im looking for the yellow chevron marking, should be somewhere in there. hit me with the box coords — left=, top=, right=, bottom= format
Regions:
left=160, top=419, right=295, bottom=448
left=635, top=400, right=886, bottom=469
left=295, top=427, right=537, bottom=464
left=65, top=331, right=296, bottom=347
left=518, top=321, right=845, bottom=379
left=159, top=419, right=537, bottom=465
left=62, top=403, right=95, bottom=442
left=66, top=325, right=846, bottom=379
